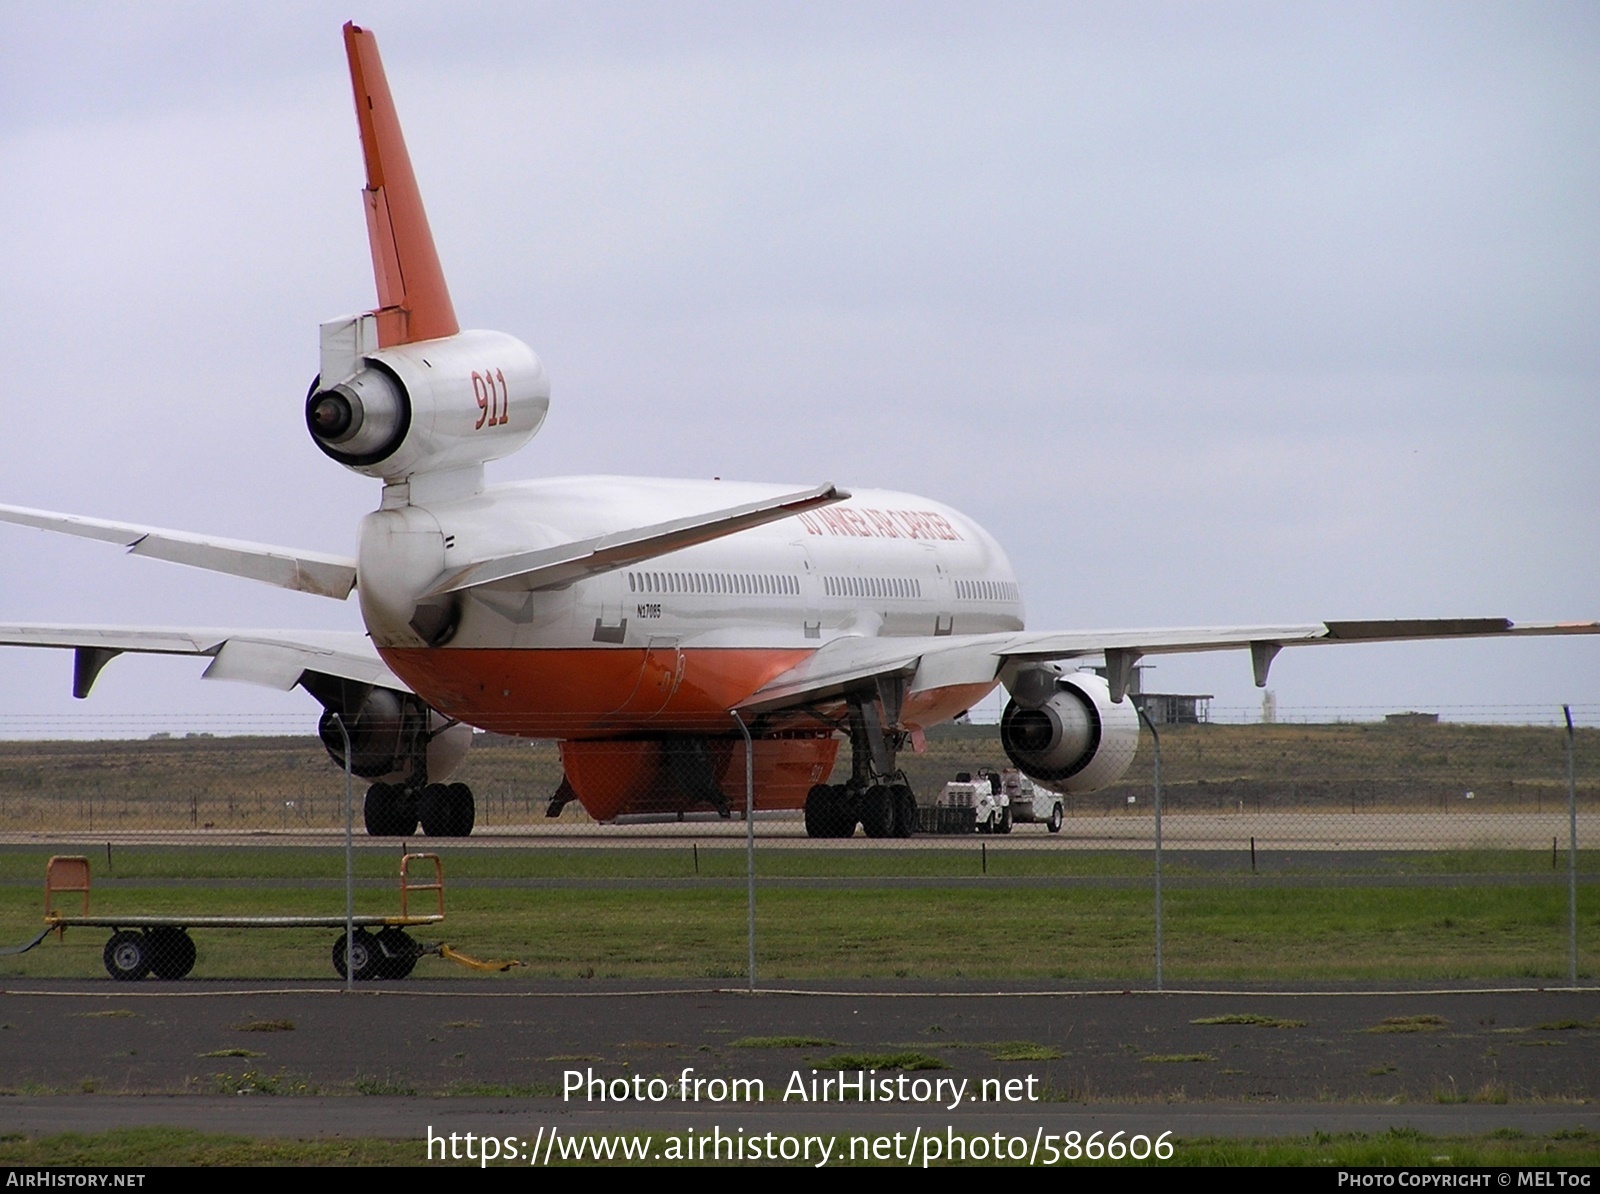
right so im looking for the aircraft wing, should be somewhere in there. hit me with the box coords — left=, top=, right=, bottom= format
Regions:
left=0, top=504, right=357, bottom=599
left=420, top=482, right=848, bottom=597
left=0, top=625, right=403, bottom=699
left=738, top=617, right=1600, bottom=714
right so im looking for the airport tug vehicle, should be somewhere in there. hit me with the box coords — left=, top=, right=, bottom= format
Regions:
left=921, top=768, right=1065, bottom=834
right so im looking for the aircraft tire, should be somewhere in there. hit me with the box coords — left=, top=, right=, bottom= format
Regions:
left=104, top=930, right=151, bottom=981
left=375, top=928, right=418, bottom=979
left=804, top=784, right=833, bottom=839
left=446, top=782, right=475, bottom=837
left=829, top=785, right=857, bottom=838
left=147, top=928, right=197, bottom=980
left=889, top=784, right=917, bottom=838
left=418, top=783, right=451, bottom=836
left=333, top=929, right=380, bottom=981
left=364, top=783, right=413, bottom=836
left=1047, top=804, right=1063, bottom=833
left=860, top=785, right=894, bottom=839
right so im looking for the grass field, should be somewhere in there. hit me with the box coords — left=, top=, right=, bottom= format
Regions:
left=0, top=721, right=1590, bottom=982
left=0, top=845, right=1591, bottom=982
left=0, top=721, right=1594, bottom=832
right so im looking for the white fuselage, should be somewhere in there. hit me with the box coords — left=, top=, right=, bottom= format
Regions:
left=356, top=476, right=1025, bottom=736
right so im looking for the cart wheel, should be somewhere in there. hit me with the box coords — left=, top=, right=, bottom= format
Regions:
left=1047, top=803, right=1064, bottom=834
left=376, top=928, right=418, bottom=979
left=147, top=928, right=197, bottom=980
left=104, top=930, right=151, bottom=981
left=333, top=929, right=381, bottom=981
left=997, top=808, right=1013, bottom=834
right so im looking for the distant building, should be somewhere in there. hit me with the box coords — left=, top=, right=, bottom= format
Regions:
left=1090, top=663, right=1212, bottom=725
left=1384, top=711, right=1440, bottom=726
left=1136, top=692, right=1214, bottom=725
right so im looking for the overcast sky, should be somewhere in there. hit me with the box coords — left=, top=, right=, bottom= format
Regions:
left=1, top=1, right=1596, bottom=734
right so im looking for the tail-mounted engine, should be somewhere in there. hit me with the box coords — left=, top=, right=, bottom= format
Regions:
left=999, top=665, right=1140, bottom=794
left=307, top=316, right=549, bottom=481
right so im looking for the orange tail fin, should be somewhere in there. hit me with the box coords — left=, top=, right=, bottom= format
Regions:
left=343, top=22, right=459, bottom=347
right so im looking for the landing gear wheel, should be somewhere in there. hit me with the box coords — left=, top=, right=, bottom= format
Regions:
left=147, top=928, right=197, bottom=980
left=1047, top=803, right=1063, bottom=834
left=363, top=783, right=393, bottom=835
left=421, top=783, right=476, bottom=837
left=804, top=784, right=854, bottom=838
left=418, top=782, right=450, bottom=836
left=889, top=784, right=917, bottom=838
left=333, top=928, right=381, bottom=981
left=829, top=785, right=857, bottom=838
left=104, top=930, right=151, bottom=981
left=804, top=783, right=831, bottom=839
left=446, top=782, right=475, bottom=837
left=860, top=785, right=894, bottom=839
left=364, top=783, right=417, bottom=836
left=375, top=928, right=418, bottom=979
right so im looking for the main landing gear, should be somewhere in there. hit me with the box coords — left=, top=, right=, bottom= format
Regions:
left=803, top=685, right=919, bottom=840
left=804, top=779, right=916, bottom=839
left=363, top=781, right=476, bottom=838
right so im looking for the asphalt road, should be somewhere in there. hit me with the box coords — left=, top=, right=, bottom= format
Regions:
left=1, top=981, right=1595, bottom=1147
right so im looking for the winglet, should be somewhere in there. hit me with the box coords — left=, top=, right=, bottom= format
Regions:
left=343, top=22, right=460, bottom=347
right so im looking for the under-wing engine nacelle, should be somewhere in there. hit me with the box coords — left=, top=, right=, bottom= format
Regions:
left=311, top=685, right=471, bottom=785
left=999, top=665, right=1140, bottom=794
left=307, top=326, right=550, bottom=480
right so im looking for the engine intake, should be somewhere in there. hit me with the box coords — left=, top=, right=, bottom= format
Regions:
left=313, top=686, right=471, bottom=784
left=306, top=363, right=409, bottom=466
left=1000, top=667, right=1140, bottom=794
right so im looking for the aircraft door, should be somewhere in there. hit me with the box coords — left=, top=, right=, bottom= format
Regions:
left=792, top=542, right=821, bottom=640
left=924, top=545, right=955, bottom=636
left=592, top=570, right=628, bottom=645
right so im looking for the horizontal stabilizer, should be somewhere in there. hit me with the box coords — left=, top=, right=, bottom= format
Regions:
left=0, top=504, right=357, bottom=599
left=422, top=482, right=849, bottom=598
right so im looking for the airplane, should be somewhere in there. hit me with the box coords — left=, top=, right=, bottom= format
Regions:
left=2, top=22, right=1596, bottom=840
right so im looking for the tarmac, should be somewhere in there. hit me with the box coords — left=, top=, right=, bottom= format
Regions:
left=0, top=980, right=1595, bottom=1150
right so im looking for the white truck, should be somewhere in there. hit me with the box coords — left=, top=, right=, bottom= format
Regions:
left=921, top=768, right=1065, bottom=834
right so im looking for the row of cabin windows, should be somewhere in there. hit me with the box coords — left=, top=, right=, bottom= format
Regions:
left=954, top=579, right=1020, bottom=602
left=628, top=570, right=799, bottom=597
left=626, top=571, right=1013, bottom=603
left=823, top=575, right=923, bottom=599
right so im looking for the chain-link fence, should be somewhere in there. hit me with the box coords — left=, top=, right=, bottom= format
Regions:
left=0, top=708, right=1593, bottom=985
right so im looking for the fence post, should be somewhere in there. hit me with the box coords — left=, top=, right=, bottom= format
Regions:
left=1565, top=705, right=1578, bottom=986
left=1136, top=705, right=1163, bottom=991
left=732, top=711, right=756, bottom=992
left=333, top=713, right=354, bottom=994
